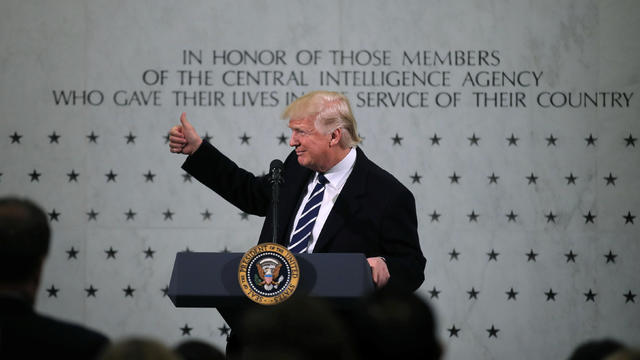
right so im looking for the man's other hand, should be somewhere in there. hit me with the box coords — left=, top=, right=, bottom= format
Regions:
left=367, top=257, right=390, bottom=288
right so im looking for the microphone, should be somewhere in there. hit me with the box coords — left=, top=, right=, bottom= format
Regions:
left=268, top=159, right=284, bottom=243
left=269, top=159, right=284, bottom=184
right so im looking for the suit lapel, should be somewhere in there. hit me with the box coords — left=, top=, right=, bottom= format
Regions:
left=277, top=155, right=313, bottom=245
left=313, top=147, right=368, bottom=252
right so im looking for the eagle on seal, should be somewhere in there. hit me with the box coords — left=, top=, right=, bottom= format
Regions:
left=256, top=261, right=282, bottom=288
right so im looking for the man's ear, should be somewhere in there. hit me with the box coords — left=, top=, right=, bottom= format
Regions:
left=330, top=128, right=342, bottom=146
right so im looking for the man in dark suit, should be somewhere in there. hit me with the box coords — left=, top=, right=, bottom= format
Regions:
left=0, top=197, right=109, bottom=359
left=169, top=91, right=425, bottom=291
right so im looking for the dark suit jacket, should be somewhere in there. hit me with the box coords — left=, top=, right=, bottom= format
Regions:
left=0, top=296, right=109, bottom=359
left=183, top=142, right=426, bottom=291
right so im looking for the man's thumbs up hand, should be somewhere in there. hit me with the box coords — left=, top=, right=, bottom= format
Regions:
left=169, top=112, right=203, bottom=155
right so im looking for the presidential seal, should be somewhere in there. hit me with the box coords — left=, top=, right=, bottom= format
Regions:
left=238, top=243, right=300, bottom=305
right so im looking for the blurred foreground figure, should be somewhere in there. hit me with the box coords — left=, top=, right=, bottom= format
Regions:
left=0, top=196, right=109, bottom=359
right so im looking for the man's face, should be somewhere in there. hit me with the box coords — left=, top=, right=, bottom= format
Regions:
left=288, top=116, right=331, bottom=172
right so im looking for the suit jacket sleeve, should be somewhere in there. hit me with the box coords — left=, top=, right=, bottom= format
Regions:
left=181, top=141, right=271, bottom=216
left=379, top=186, right=425, bottom=292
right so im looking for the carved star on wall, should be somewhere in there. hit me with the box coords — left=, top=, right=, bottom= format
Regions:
left=565, top=173, right=577, bottom=185
left=623, top=211, right=635, bottom=224
left=125, top=131, right=136, bottom=144
left=163, top=209, right=174, bottom=221
left=583, top=211, right=596, bottom=224
left=29, top=169, right=42, bottom=182
left=526, top=172, right=538, bottom=185
left=48, top=209, right=60, bottom=222
left=468, top=133, right=480, bottom=146
left=506, top=287, right=518, bottom=300
left=624, top=133, right=637, bottom=147
left=430, top=133, right=441, bottom=145
left=624, top=290, right=637, bottom=303
left=545, top=134, right=558, bottom=146
left=143, top=170, right=156, bottom=182
left=277, top=133, right=288, bottom=145
left=203, top=132, right=213, bottom=143
left=506, top=133, right=519, bottom=146
left=449, top=249, right=460, bottom=261
left=604, top=250, right=617, bottom=264
left=105, top=247, right=118, bottom=259
left=584, top=289, right=597, bottom=302
left=467, top=210, right=479, bottom=222
left=487, top=325, right=500, bottom=338
left=85, top=285, right=98, bottom=297
left=410, top=171, right=422, bottom=184
left=105, top=170, right=118, bottom=182
left=239, top=212, right=249, bottom=220
left=87, top=131, right=99, bottom=143
left=87, top=209, right=99, bottom=221
left=218, top=324, right=230, bottom=337
left=545, top=211, right=557, bottom=223
left=67, top=170, right=79, bottom=182
left=487, top=249, right=499, bottom=261
left=66, top=246, right=78, bottom=259
left=429, top=210, right=441, bottom=222
left=467, top=287, right=479, bottom=299
left=506, top=210, right=518, bottom=222
left=48, top=131, right=60, bottom=143
left=181, top=324, right=193, bottom=336
left=585, top=134, right=597, bottom=146
left=565, top=250, right=577, bottom=263
left=526, top=249, right=538, bottom=262
left=182, top=173, right=193, bottom=182
left=239, top=132, right=251, bottom=144
left=488, top=172, right=499, bottom=184
left=545, top=288, right=557, bottom=301
left=201, top=209, right=212, bottom=220
left=125, top=209, right=136, bottom=221
left=46, top=285, right=59, bottom=298
left=123, top=285, right=135, bottom=297
left=391, top=133, right=403, bottom=145
left=429, top=286, right=441, bottom=299
left=448, top=325, right=461, bottom=338
left=449, top=172, right=461, bottom=184
left=10, top=131, right=23, bottom=144
left=143, top=247, right=155, bottom=259
left=604, top=173, right=617, bottom=186
left=161, top=286, right=169, bottom=297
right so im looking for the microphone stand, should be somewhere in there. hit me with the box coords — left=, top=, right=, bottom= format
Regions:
left=269, top=161, right=283, bottom=243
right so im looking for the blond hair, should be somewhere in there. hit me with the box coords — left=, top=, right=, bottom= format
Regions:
left=281, top=91, right=361, bottom=148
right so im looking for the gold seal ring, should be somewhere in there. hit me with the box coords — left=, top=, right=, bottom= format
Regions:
left=238, top=243, right=300, bottom=305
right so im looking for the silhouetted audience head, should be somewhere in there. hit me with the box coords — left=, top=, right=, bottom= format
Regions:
left=98, top=337, right=182, bottom=360
left=346, top=288, right=442, bottom=360
left=174, top=339, right=225, bottom=360
left=236, top=296, right=356, bottom=360
left=0, top=197, right=50, bottom=301
left=569, top=338, right=626, bottom=360
left=1, top=196, right=110, bottom=359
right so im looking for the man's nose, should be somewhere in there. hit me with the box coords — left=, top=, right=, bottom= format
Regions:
left=289, top=133, right=298, bottom=147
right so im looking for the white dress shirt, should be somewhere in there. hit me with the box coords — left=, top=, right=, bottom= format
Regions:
left=289, top=148, right=357, bottom=253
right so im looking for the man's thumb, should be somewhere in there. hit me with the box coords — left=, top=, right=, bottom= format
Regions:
left=180, top=112, right=192, bottom=129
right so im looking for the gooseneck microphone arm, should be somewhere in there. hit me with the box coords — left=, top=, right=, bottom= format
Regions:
left=268, top=159, right=284, bottom=243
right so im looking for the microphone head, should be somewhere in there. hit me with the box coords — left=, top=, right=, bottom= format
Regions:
left=269, top=159, right=284, bottom=184
left=270, top=159, right=284, bottom=171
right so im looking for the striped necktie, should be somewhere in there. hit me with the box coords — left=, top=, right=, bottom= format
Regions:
left=288, top=173, right=329, bottom=253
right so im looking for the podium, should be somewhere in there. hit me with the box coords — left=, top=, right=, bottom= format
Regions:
left=168, top=251, right=374, bottom=328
